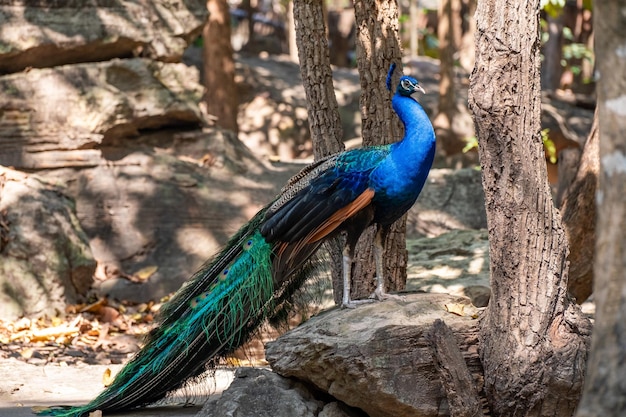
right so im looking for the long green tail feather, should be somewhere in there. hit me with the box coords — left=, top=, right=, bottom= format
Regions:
left=36, top=209, right=314, bottom=417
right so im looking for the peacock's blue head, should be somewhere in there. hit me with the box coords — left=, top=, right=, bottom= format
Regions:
left=397, top=76, right=426, bottom=97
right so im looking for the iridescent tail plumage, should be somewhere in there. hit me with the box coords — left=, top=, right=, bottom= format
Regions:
left=37, top=210, right=317, bottom=417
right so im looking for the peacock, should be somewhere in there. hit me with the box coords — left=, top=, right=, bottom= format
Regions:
left=37, top=63, right=436, bottom=417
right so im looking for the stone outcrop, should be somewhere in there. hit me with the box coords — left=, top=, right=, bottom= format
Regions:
left=265, top=293, right=483, bottom=417
left=0, top=58, right=204, bottom=170
left=197, top=367, right=326, bottom=417
left=406, top=229, right=490, bottom=307
left=409, top=168, right=487, bottom=237
left=0, top=0, right=207, bottom=74
left=0, top=167, right=96, bottom=319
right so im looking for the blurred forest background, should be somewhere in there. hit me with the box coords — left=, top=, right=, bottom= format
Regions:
left=0, top=0, right=597, bottom=385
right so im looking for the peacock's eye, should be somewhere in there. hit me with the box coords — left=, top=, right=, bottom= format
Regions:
left=401, top=79, right=412, bottom=90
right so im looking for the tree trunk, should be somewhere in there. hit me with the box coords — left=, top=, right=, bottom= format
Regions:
left=541, top=12, right=564, bottom=91
left=575, top=2, right=626, bottom=415
left=292, top=0, right=343, bottom=160
left=559, top=110, right=598, bottom=303
left=287, top=1, right=298, bottom=62
left=459, top=0, right=477, bottom=73
left=242, top=0, right=256, bottom=51
left=292, top=0, right=345, bottom=304
left=351, top=0, right=406, bottom=300
left=203, top=0, right=238, bottom=133
left=433, top=0, right=474, bottom=158
left=409, top=0, right=419, bottom=58
left=468, top=0, right=591, bottom=415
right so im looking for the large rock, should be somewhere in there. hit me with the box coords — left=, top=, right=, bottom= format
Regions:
left=197, top=367, right=325, bottom=417
left=0, top=167, right=96, bottom=319
left=197, top=367, right=361, bottom=417
left=0, top=58, right=204, bottom=169
left=266, top=293, right=483, bottom=417
left=0, top=0, right=207, bottom=74
left=409, top=168, right=487, bottom=237
left=52, top=128, right=298, bottom=302
left=406, top=229, right=490, bottom=307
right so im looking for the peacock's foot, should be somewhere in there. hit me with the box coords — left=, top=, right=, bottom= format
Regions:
left=369, top=287, right=406, bottom=302
left=341, top=298, right=376, bottom=309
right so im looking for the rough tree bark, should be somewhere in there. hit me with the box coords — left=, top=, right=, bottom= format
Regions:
left=292, top=0, right=345, bottom=304
left=350, top=0, right=407, bottom=300
left=575, top=2, right=626, bottom=415
left=559, top=110, right=598, bottom=303
left=203, top=0, right=239, bottom=133
left=468, top=0, right=591, bottom=415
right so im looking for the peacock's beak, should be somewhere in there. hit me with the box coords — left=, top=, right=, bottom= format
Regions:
left=416, top=84, right=426, bottom=95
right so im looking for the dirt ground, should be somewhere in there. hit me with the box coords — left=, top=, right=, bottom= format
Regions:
left=0, top=359, right=234, bottom=417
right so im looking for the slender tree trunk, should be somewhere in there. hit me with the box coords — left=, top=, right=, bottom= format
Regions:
left=541, top=12, right=564, bottom=91
left=241, top=0, right=256, bottom=50
left=575, top=2, right=626, bottom=415
left=559, top=110, right=598, bottom=303
left=468, top=0, right=591, bottom=415
left=292, top=0, right=343, bottom=160
left=433, top=0, right=474, bottom=157
left=409, top=0, right=419, bottom=58
left=292, top=0, right=345, bottom=304
left=437, top=0, right=458, bottom=116
left=203, top=0, right=238, bottom=133
left=287, top=1, right=298, bottom=62
left=458, top=0, right=476, bottom=73
left=351, top=0, right=406, bottom=300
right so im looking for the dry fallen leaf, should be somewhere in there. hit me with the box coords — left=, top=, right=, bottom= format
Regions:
left=98, top=306, right=120, bottom=324
left=134, top=265, right=158, bottom=282
left=444, top=302, right=466, bottom=316
left=81, top=299, right=108, bottom=314
left=20, top=347, right=35, bottom=359
left=31, top=406, right=49, bottom=413
left=102, top=368, right=113, bottom=387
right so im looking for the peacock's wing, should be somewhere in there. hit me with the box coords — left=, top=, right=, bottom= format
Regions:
left=260, top=146, right=390, bottom=246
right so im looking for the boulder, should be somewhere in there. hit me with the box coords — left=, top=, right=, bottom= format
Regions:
left=196, top=367, right=324, bottom=417
left=53, top=128, right=298, bottom=302
left=0, top=167, right=96, bottom=319
left=0, top=0, right=207, bottom=74
left=196, top=367, right=363, bottom=417
left=266, top=293, right=483, bottom=417
left=409, top=168, right=487, bottom=237
left=406, top=229, right=490, bottom=307
left=0, top=58, right=205, bottom=169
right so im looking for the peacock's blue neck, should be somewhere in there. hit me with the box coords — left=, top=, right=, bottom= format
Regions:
left=390, top=93, right=436, bottom=180
left=369, top=92, right=436, bottom=225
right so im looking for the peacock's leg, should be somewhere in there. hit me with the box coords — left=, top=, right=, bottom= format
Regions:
left=370, top=226, right=405, bottom=302
left=341, top=249, right=354, bottom=308
left=341, top=243, right=375, bottom=308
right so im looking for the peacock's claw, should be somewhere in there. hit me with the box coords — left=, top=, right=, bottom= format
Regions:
left=369, top=286, right=406, bottom=302
left=341, top=298, right=376, bottom=309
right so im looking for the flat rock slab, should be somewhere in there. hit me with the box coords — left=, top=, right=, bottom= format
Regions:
left=0, top=58, right=204, bottom=170
left=0, top=359, right=234, bottom=417
left=266, top=293, right=482, bottom=417
left=0, top=0, right=207, bottom=74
